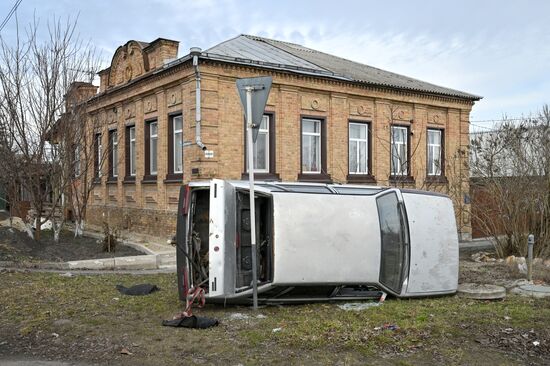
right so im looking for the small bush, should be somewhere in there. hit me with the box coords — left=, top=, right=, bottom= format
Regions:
left=101, top=221, right=118, bottom=253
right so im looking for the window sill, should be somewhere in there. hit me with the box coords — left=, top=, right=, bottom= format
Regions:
left=164, top=173, right=183, bottom=184
left=389, top=175, right=415, bottom=184
left=425, top=175, right=448, bottom=184
left=106, top=177, right=118, bottom=184
left=297, top=172, right=332, bottom=183
left=346, top=174, right=376, bottom=184
left=93, top=177, right=101, bottom=184
left=142, top=175, right=158, bottom=184
left=241, top=172, right=280, bottom=181
left=122, top=176, right=136, bottom=185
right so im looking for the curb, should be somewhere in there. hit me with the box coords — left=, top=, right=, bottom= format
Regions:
left=0, top=253, right=176, bottom=271
left=66, top=253, right=176, bottom=270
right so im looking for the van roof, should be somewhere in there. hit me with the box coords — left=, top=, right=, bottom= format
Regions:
left=187, top=180, right=450, bottom=198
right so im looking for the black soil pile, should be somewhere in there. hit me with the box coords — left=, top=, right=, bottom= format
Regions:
left=0, top=227, right=144, bottom=262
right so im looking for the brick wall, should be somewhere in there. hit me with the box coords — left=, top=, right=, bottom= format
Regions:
left=87, top=204, right=177, bottom=240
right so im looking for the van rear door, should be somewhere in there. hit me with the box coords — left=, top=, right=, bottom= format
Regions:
left=208, top=179, right=236, bottom=298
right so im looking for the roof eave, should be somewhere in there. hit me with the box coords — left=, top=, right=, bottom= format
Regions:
left=200, top=53, right=482, bottom=101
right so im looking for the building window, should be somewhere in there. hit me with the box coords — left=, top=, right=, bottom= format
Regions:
left=349, top=122, right=369, bottom=175
left=129, top=127, right=136, bottom=176
left=167, top=114, right=183, bottom=180
left=390, top=126, right=409, bottom=176
left=144, top=120, right=158, bottom=180
left=173, top=116, right=183, bottom=173
left=247, top=115, right=269, bottom=173
left=427, top=129, right=443, bottom=176
left=301, top=118, right=321, bottom=174
left=298, top=117, right=330, bottom=182
left=109, top=130, right=118, bottom=178
left=150, top=122, right=158, bottom=175
left=94, top=133, right=102, bottom=178
left=125, top=125, right=136, bottom=180
left=242, top=113, right=278, bottom=180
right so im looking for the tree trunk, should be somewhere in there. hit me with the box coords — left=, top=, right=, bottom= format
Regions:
left=53, top=224, right=60, bottom=242
left=74, top=218, right=84, bottom=237
left=35, top=214, right=41, bottom=241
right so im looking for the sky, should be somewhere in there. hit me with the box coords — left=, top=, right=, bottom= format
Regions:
left=1, top=0, right=549, bottom=131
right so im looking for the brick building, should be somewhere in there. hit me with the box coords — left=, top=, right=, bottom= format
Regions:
left=74, top=35, right=480, bottom=241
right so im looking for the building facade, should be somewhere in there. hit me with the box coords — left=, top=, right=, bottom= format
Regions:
left=75, top=35, right=480, bottom=241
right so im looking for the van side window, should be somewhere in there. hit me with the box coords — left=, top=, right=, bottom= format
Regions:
left=376, top=192, right=406, bottom=293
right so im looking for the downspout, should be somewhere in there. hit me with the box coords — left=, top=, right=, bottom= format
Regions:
left=190, top=47, right=207, bottom=151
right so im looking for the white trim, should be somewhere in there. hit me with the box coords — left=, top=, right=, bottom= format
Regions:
left=173, top=116, right=183, bottom=174
left=391, top=126, right=408, bottom=176
left=129, top=126, right=136, bottom=176
left=150, top=122, right=158, bottom=175
left=427, top=129, right=442, bottom=176
left=302, top=118, right=321, bottom=174
left=247, top=114, right=270, bottom=173
left=96, top=134, right=102, bottom=177
left=111, top=131, right=118, bottom=177
left=349, top=123, right=369, bottom=174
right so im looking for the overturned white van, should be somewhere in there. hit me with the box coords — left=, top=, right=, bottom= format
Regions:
left=176, top=180, right=459, bottom=304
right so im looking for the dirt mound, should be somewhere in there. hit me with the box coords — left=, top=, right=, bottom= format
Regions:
left=0, top=227, right=144, bottom=263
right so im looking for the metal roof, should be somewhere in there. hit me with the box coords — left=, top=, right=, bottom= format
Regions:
left=204, top=34, right=481, bottom=101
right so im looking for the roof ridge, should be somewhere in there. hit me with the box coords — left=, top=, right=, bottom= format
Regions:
left=242, top=34, right=304, bottom=48
left=204, top=34, right=244, bottom=53
left=241, top=34, right=333, bottom=74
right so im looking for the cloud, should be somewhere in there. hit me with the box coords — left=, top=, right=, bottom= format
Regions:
left=3, top=0, right=548, bottom=126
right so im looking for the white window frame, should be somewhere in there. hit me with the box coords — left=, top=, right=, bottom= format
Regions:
left=348, top=122, right=369, bottom=175
left=129, top=126, right=136, bottom=176
left=427, top=129, right=442, bottom=176
left=247, top=115, right=270, bottom=173
left=173, top=115, right=183, bottom=174
left=150, top=122, right=158, bottom=175
left=111, top=131, right=118, bottom=177
left=96, top=134, right=102, bottom=177
left=390, top=126, right=409, bottom=176
left=301, top=118, right=322, bottom=174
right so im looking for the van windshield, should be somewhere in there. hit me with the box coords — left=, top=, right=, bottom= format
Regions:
left=376, top=192, right=407, bottom=294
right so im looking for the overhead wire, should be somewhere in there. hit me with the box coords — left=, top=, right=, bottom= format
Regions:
left=0, top=0, right=22, bottom=34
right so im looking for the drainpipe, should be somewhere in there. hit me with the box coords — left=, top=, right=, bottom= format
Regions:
left=190, top=47, right=207, bottom=151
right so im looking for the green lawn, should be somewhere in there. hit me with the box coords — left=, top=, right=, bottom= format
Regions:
left=0, top=271, right=548, bottom=365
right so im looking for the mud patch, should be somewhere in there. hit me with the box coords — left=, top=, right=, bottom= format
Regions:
left=0, top=227, right=143, bottom=263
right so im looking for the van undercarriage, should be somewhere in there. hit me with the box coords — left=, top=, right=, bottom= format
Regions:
left=181, top=186, right=385, bottom=304
left=185, top=188, right=273, bottom=294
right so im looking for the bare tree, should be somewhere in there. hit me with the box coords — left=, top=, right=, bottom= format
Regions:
left=374, top=104, right=424, bottom=187
left=66, top=104, right=114, bottom=238
left=470, top=106, right=550, bottom=258
left=0, top=14, right=100, bottom=241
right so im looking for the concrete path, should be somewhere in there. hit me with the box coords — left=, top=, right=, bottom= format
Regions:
left=67, top=230, right=177, bottom=271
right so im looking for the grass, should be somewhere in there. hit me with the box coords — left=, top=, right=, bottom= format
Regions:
left=0, top=271, right=549, bottom=365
